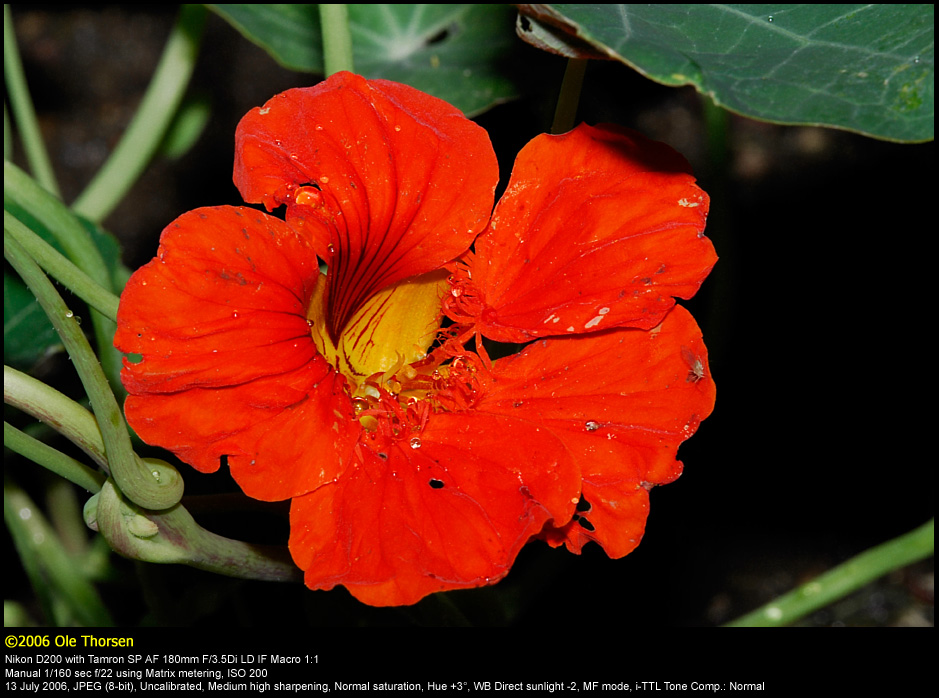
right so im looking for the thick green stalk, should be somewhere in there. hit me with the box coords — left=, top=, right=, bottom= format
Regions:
left=3, top=4, right=61, bottom=197
left=71, top=4, right=206, bottom=222
left=725, top=518, right=935, bottom=627
left=319, top=4, right=355, bottom=76
left=4, top=365, right=109, bottom=469
left=87, top=480, right=302, bottom=583
left=5, top=211, right=120, bottom=321
left=4, top=235, right=182, bottom=510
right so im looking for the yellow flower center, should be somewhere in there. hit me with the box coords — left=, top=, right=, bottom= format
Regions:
left=306, top=266, right=454, bottom=437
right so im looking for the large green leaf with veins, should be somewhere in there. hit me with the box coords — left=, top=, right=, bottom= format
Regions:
left=518, top=4, right=934, bottom=142
left=209, top=4, right=519, bottom=116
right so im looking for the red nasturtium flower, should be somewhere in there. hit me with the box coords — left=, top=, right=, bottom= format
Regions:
left=115, top=71, right=717, bottom=606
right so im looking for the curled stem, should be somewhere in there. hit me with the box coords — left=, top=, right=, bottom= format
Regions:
left=87, top=480, right=301, bottom=583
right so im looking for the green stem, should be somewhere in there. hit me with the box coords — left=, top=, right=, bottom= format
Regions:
left=4, top=422, right=105, bottom=494
left=3, top=4, right=61, bottom=197
left=319, top=4, right=355, bottom=76
left=551, top=58, right=588, bottom=134
left=71, top=4, right=206, bottom=223
left=4, top=235, right=182, bottom=510
left=4, top=211, right=120, bottom=321
left=5, top=477, right=113, bottom=626
left=725, top=518, right=935, bottom=627
left=4, top=365, right=110, bottom=469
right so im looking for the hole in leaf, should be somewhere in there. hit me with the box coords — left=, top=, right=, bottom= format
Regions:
left=426, top=23, right=457, bottom=46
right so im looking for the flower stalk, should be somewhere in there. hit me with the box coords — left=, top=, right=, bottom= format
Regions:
left=551, top=58, right=588, bottom=134
left=725, top=518, right=935, bottom=627
left=319, top=4, right=355, bottom=76
left=3, top=4, right=61, bottom=197
left=70, top=4, right=206, bottom=223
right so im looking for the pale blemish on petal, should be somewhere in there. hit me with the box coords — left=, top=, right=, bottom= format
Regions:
left=584, top=307, right=610, bottom=329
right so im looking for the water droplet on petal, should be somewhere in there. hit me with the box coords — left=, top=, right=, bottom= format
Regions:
left=409, top=437, right=422, bottom=449
left=585, top=421, right=601, bottom=432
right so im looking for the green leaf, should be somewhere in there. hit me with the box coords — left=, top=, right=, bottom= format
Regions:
left=4, top=272, right=62, bottom=369
left=518, top=4, right=934, bottom=142
left=209, top=4, right=520, bottom=116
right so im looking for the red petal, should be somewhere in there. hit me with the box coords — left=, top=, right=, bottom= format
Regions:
left=123, top=367, right=357, bottom=501
left=234, top=72, right=498, bottom=340
left=288, top=411, right=580, bottom=606
left=115, top=207, right=320, bottom=393
left=460, top=123, right=716, bottom=343
left=477, top=305, right=716, bottom=557
left=115, top=206, right=359, bottom=498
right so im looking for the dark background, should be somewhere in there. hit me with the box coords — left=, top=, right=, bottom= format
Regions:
left=7, top=5, right=933, bottom=628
